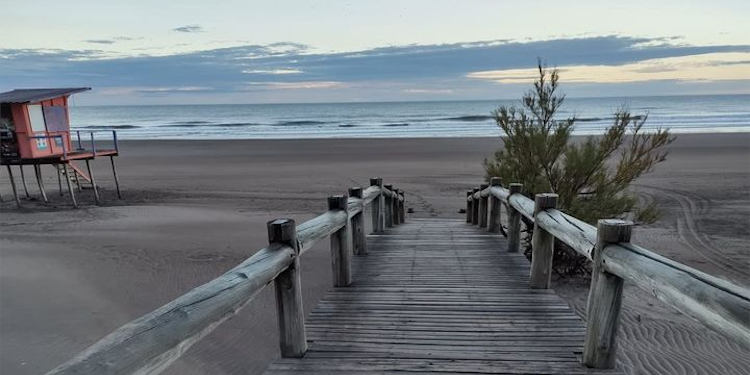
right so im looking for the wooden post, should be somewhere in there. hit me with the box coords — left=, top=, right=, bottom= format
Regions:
left=34, top=164, right=48, bottom=203
left=349, top=187, right=367, bottom=256
left=369, top=178, right=384, bottom=233
left=529, top=193, right=558, bottom=289
left=329, top=195, right=352, bottom=287
left=110, top=156, right=122, bottom=199
left=5, top=165, right=21, bottom=208
left=471, top=188, right=480, bottom=225
left=583, top=219, right=632, bottom=369
left=19, top=165, right=30, bottom=198
left=488, top=177, right=502, bottom=233
left=72, top=163, right=82, bottom=192
left=398, top=191, right=405, bottom=223
left=62, top=163, right=78, bottom=208
left=268, top=218, right=307, bottom=358
left=384, top=184, right=394, bottom=228
left=465, top=190, right=473, bottom=223
left=392, top=188, right=401, bottom=225
left=478, top=183, right=489, bottom=228
left=85, top=160, right=101, bottom=205
left=507, top=183, right=523, bottom=252
left=56, top=164, right=63, bottom=196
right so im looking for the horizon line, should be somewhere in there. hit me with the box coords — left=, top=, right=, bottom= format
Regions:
left=71, top=92, right=750, bottom=108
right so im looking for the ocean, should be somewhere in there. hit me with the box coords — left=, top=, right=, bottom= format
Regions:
left=68, top=95, right=750, bottom=140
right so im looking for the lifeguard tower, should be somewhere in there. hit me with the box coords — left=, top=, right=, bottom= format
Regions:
left=0, top=88, right=121, bottom=208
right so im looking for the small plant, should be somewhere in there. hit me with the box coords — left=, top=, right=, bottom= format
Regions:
left=485, top=61, right=675, bottom=276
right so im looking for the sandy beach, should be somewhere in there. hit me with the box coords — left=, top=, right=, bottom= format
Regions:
left=1, top=133, right=748, bottom=374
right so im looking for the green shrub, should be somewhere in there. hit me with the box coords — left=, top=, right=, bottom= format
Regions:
left=484, top=62, right=675, bottom=276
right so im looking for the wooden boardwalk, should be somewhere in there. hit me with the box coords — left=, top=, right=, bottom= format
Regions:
left=264, top=218, right=620, bottom=374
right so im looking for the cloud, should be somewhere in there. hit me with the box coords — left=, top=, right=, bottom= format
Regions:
left=467, top=52, right=750, bottom=84
left=84, top=39, right=116, bottom=45
left=173, top=25, right=203, bottom=33
left=242, top=69, right=303, bottom=75
left=403, top=88, right=453, bottom=94
left=245, top=81, right=343, bottom=89
left=1, top=35, right=748, bottom=103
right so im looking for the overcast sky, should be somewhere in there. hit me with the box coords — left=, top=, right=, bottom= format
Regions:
left=2, top=0, right=749, bottom=105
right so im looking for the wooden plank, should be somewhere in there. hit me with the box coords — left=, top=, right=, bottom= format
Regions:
left=264, top=218, right=620, bottom=374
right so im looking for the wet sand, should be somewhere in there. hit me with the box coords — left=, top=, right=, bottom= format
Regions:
left=1, top=133, right=749, bottom=374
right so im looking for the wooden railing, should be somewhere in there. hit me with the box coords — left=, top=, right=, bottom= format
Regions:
left=466, top=177, right=750, bottom=368
left=46, top=177, right=405, bottom=375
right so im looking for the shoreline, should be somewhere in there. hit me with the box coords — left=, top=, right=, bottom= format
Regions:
left=88, top=129, right=750, bottom=141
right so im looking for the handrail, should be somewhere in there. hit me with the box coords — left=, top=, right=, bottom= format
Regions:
left=602, top=242, right=750, bottom=345
left=465, top=179, right=750, bottom=368
left=47, top=179, right=406, bottom=375
left=46, top=243, right=296, bottom=375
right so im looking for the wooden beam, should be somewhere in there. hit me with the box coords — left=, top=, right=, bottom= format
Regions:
left=384, top=184, right=394, bottom=228
left=529, top=193, right=558, bottom=289
left=62, top=163, right=78, bottom=208
left=506, top=183, right=523, bottom=253
left=349, top=187, right=367, bottom=256
left=602, top=241, right=750, bottom=349
left=269, top=218, right=307, bottom=358
left=85, top=160, right=101, bottom=205
left=478, top=183, right=489, bottom=228
left=19, top=165, right=30, bottom=198
left=46, top=243, right=296, bottom=375
left=392, top=188, right=401, bottom=225
left=329, top=195, right=352, bottom=287
left=487, top=178, right=502, bottom=233
left=34, top=164, right=48, bottom=203
left=369, top=178, right=384, bottom=233
left=465, top=190, right=473, bottom=223
left=5, top=165, right=21, bottom=208
left=471, top=188, right=480, bottom=225
left=110, top=156, right=122, bottom=199
left=583, top=219, right=631, bottom=368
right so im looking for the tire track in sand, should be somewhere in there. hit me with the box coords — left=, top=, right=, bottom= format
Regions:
left=636, top=184, right=749, bottom=282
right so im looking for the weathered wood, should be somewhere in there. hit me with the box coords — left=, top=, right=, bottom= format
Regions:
left=392, top=188, right=401, bottom=225
left=369, top=178, right=384, bottom=233
left=478, top=183, right=489, bottom=228
left=85, top=159, right=101, bottom=205
left=530, top=194, right=558, bottom=289
left=110, top=156, right=122, bottom=199
left=398, top=191, right=405, bottom=223
left=46, top=243, right=296, bottom=375
left=62, top=163, right=78, bottom=208
left=56, top=163, right=63, bottom=196
left=19, top=165, right=30, bottom=198
left=362, top=184, right=380, bottom=205
left=269, top=219, right=307, bottom=358
left=583, top=219, right=631, bottom=368
left=264, top=218, right=618, bottom=375
left=33, top=164, right=49, bottom=203
left=508, top=192, right=535, bottom=221
left=489, top=185, right=510, bottom=201
left=297, top=211, right=347, bottom=255
left=487, top=178, right=502, bottom=233
left=471, top=187, right=480, bottom=225
left=465, top=190, right=473, bottom=223
left=384, top=184, right=394, bottom=228
left=329, top=195, right=352, bottom=287
left=602, top=241, right=750, bottom=348
left=534, top=209, right=596, bottom=260
left=5, top=165, right=21, bottom=208
left=349, top=187, right=367, bottom=256
left=506, top=183, right=523, bottom=252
